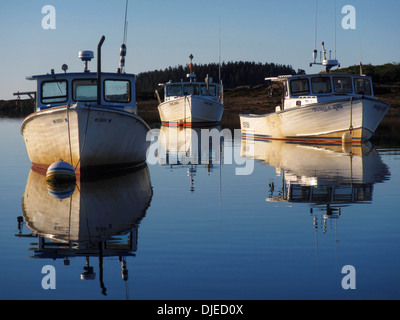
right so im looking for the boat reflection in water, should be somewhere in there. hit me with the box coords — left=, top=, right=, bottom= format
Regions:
left=17, top=164, right=153, bottom=296
left=241, top=139, right=390, bottom=225
left=156, top=125, right=223, bottom=192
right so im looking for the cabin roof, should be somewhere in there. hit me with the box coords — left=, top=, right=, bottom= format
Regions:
left=27, top=72, right=136, bottom=81
left=162, top=81, right=219, bottom=86
left=265, top=73, right=372, bottom=82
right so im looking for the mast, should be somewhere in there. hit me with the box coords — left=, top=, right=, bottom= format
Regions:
left=310, top=0, right=340, bottom=73
left=218, top=16, right=222, bottom=84
left=119, top=0, right=129, bottom=73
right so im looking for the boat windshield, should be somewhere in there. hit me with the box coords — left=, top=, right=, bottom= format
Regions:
left=104, top=80, right=131, bottom=102
left=41, top=80, right=68, bottom=104
left=333, top=76, right=353, bottom=93
left=183, top=84, right=199, bottom=95
left=311, top=77, right=332, bottom=94
left=166, top=83, right=218, bottom=97
left=200, top=84, right=217, bottom=96
left=73, top=79, right=97, bottom=101
left=166, top=85, right=183, bottom=97
left=71, top=79, right=131, bottom=103
left=354, top=78, right=372, bottom=95
left=290, top=78, right=310, bottom=96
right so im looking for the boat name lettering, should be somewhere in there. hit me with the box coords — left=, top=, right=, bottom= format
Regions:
left=169, top=101, right=180, bottom=106
left=242, top=121, right=250, bottom=129
left=52, top=118, right=64, bottom=124
left=95, top=117, right=112, bottom=123
left=312, top=104, right=343, bottom=113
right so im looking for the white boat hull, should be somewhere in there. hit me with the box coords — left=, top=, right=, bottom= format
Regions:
left=158, top=95, right=224, bottom=126
left=240, top=97, right=390, bottom=143
left=21, top=103, right=150, bottom=174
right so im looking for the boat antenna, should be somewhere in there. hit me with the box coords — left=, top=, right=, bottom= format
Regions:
left=334, top=0, right=337, bottom=60
left=310, top=1, right=340, bottom=72
left=123, top=0, right=129, bottom=44
left=313, top=0, right=318, bottom=64
left=218, top=16, right=222, bottom=84
left=359, top=34, right=364, bottom=75
left=119, top=0, right=129, bottom=73
left=218, top=17, right=224, bottom=104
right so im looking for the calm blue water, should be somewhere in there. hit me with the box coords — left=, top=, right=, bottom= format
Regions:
left=1, top=117, right=399, bottom=300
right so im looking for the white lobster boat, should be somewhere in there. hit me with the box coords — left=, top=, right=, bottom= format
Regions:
left=19, top=37, right=150, bottom=176
left=156, top=54, right=224, bottom=127
left=240, top=43, right=390, bottom=144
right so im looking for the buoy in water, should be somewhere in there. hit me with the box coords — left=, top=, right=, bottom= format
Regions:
left=342, top=132, right=352, bottom=144
left=46, top=161, right=76, bottom=183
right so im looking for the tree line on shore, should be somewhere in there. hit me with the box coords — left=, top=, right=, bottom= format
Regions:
left=136, top=61, right=302, bottom=92
left=136, top=61, right=400, bottom=94
left=335, top=63, right=400, bottom=83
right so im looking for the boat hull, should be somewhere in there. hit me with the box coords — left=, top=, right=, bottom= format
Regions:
left=240, top=97, right=390, bottom=144
left=21, top=103, right=150, bottom=174
left=158, top=95, right=224, bottom=127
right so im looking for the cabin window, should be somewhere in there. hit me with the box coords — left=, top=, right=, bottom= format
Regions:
left=311, top=77, right=332, bottom=94
left=166, top=85, right=183, bottom=97
left=183, top=84, right=199, bottom=95
left=333, top=77, right=353, bottom=93
left=41, top=80, right=68, bottom=104
left=73, top=79, right=97, bottom=101
left=354, top=78, right=372, bottom=95
left=290, top=79, right=310, bottom=96
left=104, top=80, right=131, bottom=102
left=200, top=84, right=217, bottom=96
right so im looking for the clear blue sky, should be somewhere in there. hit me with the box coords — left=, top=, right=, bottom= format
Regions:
left=1, top=0, right=399, bottom=100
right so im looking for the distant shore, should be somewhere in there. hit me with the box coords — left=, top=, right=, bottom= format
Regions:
left=2, top=83, right=399, bottom=141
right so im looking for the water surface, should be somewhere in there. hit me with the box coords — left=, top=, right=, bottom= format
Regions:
left=1, top=118, right=399, bottom=300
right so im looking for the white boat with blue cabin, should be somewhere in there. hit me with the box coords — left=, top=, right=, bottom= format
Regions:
left=20, top=36, right=150, bottom=176
left=240, top=42, right=390, bottom=144
left=156, top=54, right=224, bottom=127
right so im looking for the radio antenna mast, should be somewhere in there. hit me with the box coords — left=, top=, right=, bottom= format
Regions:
left=119, top=0, right=129, bottom=73
left=313, top=0, right=318, bottom=60
left=218, top=16, right=221, bottom=84
left=123, top=0, right=129, bottom=45
left=334, top=0, right=337, bottom=59
left=310, top=0, right=340, bottom=72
